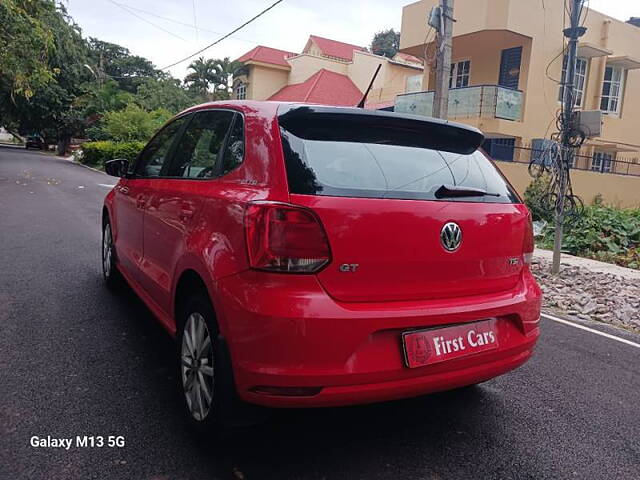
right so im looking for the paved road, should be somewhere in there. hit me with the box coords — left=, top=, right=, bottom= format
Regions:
left=1, top=147, right=639, bottom=480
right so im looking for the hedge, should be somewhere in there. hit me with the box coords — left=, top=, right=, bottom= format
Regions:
left=79, top=141, right=145, bottom=167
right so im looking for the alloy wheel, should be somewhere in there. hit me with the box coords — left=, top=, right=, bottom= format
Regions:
left=102, top=223, right=113, bottom=278
left=181, top=312, right=214, bottom=421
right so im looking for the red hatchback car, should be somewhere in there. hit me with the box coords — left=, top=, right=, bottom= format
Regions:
left=102, top=101, right=541, bottom=429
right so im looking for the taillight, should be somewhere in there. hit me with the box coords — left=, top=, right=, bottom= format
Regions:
left=523, top=212, right=534, bottom=266
left=244, top=202, right=331, bottom=273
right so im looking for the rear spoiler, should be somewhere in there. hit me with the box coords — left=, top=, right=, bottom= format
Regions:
left=277, top=105, right=484, bottom=155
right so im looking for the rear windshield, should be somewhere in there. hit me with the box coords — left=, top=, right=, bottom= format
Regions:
left=280, top=125, right=519, bottom=204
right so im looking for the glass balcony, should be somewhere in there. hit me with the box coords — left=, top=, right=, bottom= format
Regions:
left=394, top=85, right=523, bottom=121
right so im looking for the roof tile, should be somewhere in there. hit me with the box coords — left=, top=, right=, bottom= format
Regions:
left=268, top=69, right=362, bottom=106
left=236, top=45, right=296, bottom=67
left=308, top=35, right=366, bottom=61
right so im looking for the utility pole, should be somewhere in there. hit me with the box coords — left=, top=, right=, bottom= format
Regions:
left=552, top=0, right=586, bottom=273
left=432, top=0, right=454, bottom=119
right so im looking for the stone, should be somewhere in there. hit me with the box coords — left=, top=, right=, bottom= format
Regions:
left=531, top=257, right=640, bottom=333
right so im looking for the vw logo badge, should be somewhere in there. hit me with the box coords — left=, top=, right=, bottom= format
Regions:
left=440, top=222, right=462, bottom=251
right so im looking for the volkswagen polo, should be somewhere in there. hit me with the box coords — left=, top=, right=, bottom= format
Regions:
left=101, top=101, right=541, bottom=430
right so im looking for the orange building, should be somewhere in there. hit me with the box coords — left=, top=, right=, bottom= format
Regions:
left=398, top=0, right=640, bottom=206
left=232, top=35, right=424, bottom=108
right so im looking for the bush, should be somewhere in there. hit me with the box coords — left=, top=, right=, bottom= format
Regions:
left=85, top=121, right=109, bottom=141
left=525, top=176, right=640, bottom=268
left=537, top=204, right=640, bottom=269
left=80, top=141, right=144, bottom=167
left=100, top=103, right=171, bottom=142
left=523, top=174, right=554, bottom=222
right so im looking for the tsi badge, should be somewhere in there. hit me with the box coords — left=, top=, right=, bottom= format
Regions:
left=339, top=263, right=359, bottom=273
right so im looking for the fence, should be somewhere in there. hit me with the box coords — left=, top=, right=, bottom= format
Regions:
left=395, top=85, right=523, bottom=121
left=491, top=156, right=640, bottom=208
left=488, top=143, right=640, bottom=178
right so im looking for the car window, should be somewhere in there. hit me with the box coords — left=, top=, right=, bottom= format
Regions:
left=221, top=114, right=244, bottom=175
left=280, top=123, right=519, bottom=204
left=167, top=110, right=234, bottom=179
left=134, top=116, right=188, bottom=177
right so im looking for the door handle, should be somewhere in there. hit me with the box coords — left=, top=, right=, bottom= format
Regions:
left=179, top=209, right=195, bottom=220
left=179, top=203, right=195, bottom=221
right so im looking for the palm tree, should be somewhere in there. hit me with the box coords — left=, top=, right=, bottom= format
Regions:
left=213, top=57, right=248, bottom=99
left=184, top=57, right=220, bottom=100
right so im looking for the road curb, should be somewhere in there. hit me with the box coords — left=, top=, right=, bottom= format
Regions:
left=534, top=247, right=640, bottom=280
left=65, top=156, right=107, bottom=175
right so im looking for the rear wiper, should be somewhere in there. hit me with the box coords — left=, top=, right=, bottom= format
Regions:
left=434, top=184, right=501, bottom=199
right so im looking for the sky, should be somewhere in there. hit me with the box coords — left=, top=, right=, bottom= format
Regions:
left=64, top=0, right=638, bottom=81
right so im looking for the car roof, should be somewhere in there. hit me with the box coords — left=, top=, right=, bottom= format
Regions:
left=177, top=100, right=481, bottom=136
left=179, top=100, right=288, bottom=118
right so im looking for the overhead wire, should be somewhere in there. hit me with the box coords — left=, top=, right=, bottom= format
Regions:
left=579, top=0, right=590, bottom=28
left=192, top=0, right=199, bottom=43
left=107, top=0, right=189, bottom=42
left=529, top=0, right=586, bottom=225
left=160, top=0, right=285, bottom=71
left=88, top=1, right=284, bottom=81
left=104, top=2, right=259, bottom=44
left=422, top=25, right=436, bottom=68
left=541, top=0, right=562, bottom=117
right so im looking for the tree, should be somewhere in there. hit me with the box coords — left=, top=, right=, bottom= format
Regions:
left=213, top=57, right=247, bottom=99
left=371, top=29, right=400, bottom=59
left=0, top=1, right=90, bottom=152
left=100, top=103, right=171, bottom=142
left=0, top=1, right=196, bottom=152
left=79, top=79, right=132, bottom=118
left=86, top=38, right=160, bottom=93
left=134, top=77, right=199, bottom=113
left=184, top=57, right=220, bottom=99
left=0, top=0, right=57, bottom=98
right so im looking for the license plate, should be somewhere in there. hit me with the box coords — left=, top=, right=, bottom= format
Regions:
left=402, top=319, right=498, bottom=368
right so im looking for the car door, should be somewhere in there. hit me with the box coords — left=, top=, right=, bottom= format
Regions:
left=112, top=116, right=189, bottom=282
left=139, top=109, right=237, bottom=315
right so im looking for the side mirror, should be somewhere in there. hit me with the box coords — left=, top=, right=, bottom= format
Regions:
left=105, top=158, right=130, bottom=178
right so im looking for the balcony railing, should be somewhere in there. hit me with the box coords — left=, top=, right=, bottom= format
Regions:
left=395, top=85, right=523, bottom=121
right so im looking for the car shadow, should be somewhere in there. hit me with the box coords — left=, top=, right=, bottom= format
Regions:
left=104, top=283, right=510, bottom=480
left=213, top=385, right=500, bottom=478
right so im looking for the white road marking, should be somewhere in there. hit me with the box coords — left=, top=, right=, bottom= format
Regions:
left=98, top=184, right=116, bottom=188
left=542, top=313, right=640, bottom=349
left=78, top=185, right=85, bottom=189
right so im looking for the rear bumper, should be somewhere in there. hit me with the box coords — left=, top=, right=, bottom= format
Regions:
left=216, top=269, right=541, bottom=408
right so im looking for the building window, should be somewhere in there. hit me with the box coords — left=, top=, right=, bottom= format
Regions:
left=482, top=137, right=515, bottom=162
left=600, top=65, right=624, bottom=114
left=235, top=83, right=246, bottom=100
left=558, top=56, right=588, bottom=107
left=591, top=151, right=613, bottom=173
left=449, top=60, right=470, bottom=88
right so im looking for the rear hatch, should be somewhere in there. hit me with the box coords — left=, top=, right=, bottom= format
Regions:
left=277, top=106, right=529, bottom=303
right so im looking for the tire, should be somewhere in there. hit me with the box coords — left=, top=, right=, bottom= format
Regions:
left=177, top=294, right=225, bottom=434
left=102, top=219, right=123, bottom=289
left=177, top=293, right=265, bottom=435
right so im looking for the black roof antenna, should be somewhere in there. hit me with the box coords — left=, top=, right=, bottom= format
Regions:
left=356, top=64, right=382, bottom=108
